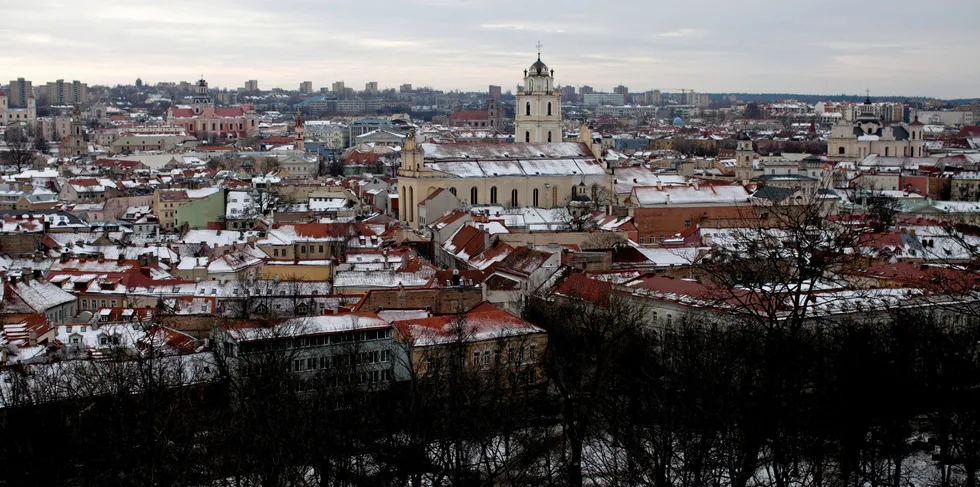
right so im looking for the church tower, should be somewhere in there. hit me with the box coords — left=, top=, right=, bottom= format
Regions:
left=516, top=44, right=562, bottom=144
left=735, top=132, right=755, bottom=185
left=193, top=76, right=213, bottom=107
left=293, top=108, right=305, bottom=151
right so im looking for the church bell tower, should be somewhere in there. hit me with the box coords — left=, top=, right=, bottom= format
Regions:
left=516, top=43, right=562, bottom=144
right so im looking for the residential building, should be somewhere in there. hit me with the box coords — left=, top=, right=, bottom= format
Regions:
left=299, top=81, right=313, bottom=94
left=583, top=93, right=626, bottom=107
left=8, top=78, right=32, bottom=108
left=217, top=313, right=396, bottom=385
left=613, top=85, right=629, bottom=96
left=3, top=274, right=77, bottom=324
left=244, top=80, right=259, bottom=92
left=392, top=302, right=547, bottom=385
left=39, top=79, right=88, bottom=105
left=365, top=81, right=379, bottom=94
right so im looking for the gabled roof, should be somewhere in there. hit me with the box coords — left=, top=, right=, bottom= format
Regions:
left=392, top=302, right=543, bottom=347
left=496, top=246, right=553, bottom=277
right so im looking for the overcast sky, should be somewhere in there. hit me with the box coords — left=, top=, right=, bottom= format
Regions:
left=2, top=0, right=977, bottom=98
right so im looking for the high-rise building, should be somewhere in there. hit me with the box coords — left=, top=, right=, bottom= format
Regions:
left=40, top=79, right=88, bottom=105
left=515, top=52, right=562, bottom=144
left=332, top=81, right=346, bottom=94
left=489, top=85, right=502, bottom=101
left=613, top=85, right=629, bottom=96
left=399, top=84, right=413, bottom=93
left=365, top=81, right=379, bottom=94
left=8, top=78, right=32, bottom=108
left=244, top=80, right=259, bottom=92
left=299, top=81, right=313, bottom=94
left=578, top=85, right=594, bottom=96
left=560, top=85, right=576, bottom=102
left=649, top=89, right=662, bottom=105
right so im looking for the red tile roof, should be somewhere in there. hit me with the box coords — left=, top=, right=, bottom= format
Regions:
left=450, top=110, right=489, bottom=121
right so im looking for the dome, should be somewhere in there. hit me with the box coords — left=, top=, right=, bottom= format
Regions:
left=528, top=56, right=550, bottom=76
left=672, top=117, right=684, bottom=127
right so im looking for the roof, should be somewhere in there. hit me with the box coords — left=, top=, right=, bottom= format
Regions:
left=392, top=302, right=544, bottom=347
left=450, top=110, right=490, bottom=121
left=6, top=278, right=77, bottom=313
left=630, top=184, right=751, bottom=206
left=497, top=246, right=554, bottom=277
left=421, top=142, right=591, bottom=161
left=228, top=313, right=389, bottom=342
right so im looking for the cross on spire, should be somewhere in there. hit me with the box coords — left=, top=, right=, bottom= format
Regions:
left=536, top=41, right=543, bottom=60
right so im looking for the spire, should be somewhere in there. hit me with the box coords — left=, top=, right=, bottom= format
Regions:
left=536, top=40, right=542, bottom=60
left=295, top=107, right=303, bottom=127
left=864, top=88, right=871, bottom=105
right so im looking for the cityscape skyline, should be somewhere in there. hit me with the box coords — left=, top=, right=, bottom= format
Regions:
left=2, top=0, right=978, bottom=98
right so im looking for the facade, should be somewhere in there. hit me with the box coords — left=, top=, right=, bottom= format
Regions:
left=166, top=78, right=258, bottom=140
left=392, top=302, right=547, bottom=384
left=583, top=93, right=626, bottom=107
left=828, top=99, right=925, bottom=161
left=397, top=129, right=609, bottom=229
left=217, top=313, right=396, bottom=385
left=280, top=154, right=320, bottom=178
left=515, top=52, right=562, bottom=144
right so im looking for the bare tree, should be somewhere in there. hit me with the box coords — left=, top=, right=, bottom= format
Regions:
left=3, top=125, right=37, bottom=172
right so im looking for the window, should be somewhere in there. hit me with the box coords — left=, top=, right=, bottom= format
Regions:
left=552, top=186, right=558, bottom=207
left=449, top=187, right=457, bottom=197
left=684, top=220, right=691, bottom=228
left=300, top=246, right=306, bottom=253
left=473, top=351, right=480, bottom=364
left=548, top=131, right=552, bottom=142
left=667, top=314, right=673, bottom=327
left=533, top=188, right=539, bottom=207
left=547, top=102, right=552, bottom=116
left=838, top=147, right=845, bottom=155
left=490, top=186, right=498, bottom=204
left=511, top=189, right=518, bottom=207
left=525, top=102, right=531, bottom=116
left=318, top=245, right=323, bottom=253
left=525, top=131, right=530, bottom=143
left=470, top=187, right=478, bottom=205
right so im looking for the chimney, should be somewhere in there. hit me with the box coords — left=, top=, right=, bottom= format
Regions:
left=452, top=268, right=461, bottom=287
left=656, top=180, right=663, bottom=191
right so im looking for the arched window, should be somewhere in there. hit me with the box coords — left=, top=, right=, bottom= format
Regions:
left=548, top=131, right=552, bottom=143
left=449, top=187, right=457, bottom=197
left=533, top=188, right=539, bottom=207
left=838, top=147, right=845, bottom=155
left=528, top=80, right=533, bottom=92
left=470, top=187, right=478, bottom=205
left=525, top=102, right=531, bottom=116
left=490, top=186, right=498, bottom=204
left=525, top=131, right=530, bottom=143
left=547, top=102, right=552, bottom=116
left=511, top=189, right=518, bottom=207
left=407, top=186, right=414, bottom=222
left=885, top=147, right=890, bottom=156
left=552, top=186, right=558, bottom=207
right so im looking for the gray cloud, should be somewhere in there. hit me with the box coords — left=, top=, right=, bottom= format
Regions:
left=0, top=0, right=976, bottom=97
